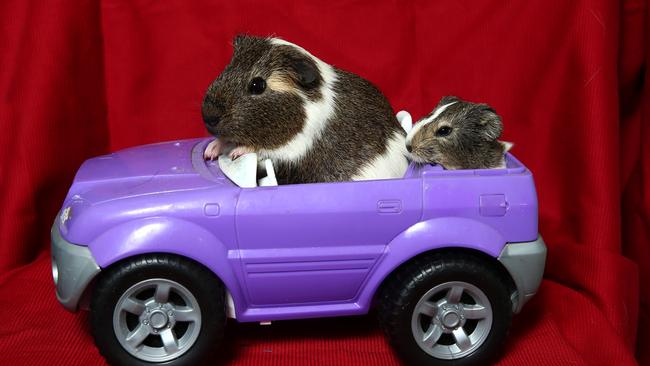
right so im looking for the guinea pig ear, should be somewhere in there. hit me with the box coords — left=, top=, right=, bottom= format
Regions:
left=500, top=141, right=514, bottom=152
left=482, top=105, right=497, bottom=114
left=233, top=34, right=247, bottom=48
left=478, top=106, right=503, bottom=140
left=290, top=57, right=321, bottom=90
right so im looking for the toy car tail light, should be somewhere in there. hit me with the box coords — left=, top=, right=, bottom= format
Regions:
left=480, top=194, right=508, bottom=216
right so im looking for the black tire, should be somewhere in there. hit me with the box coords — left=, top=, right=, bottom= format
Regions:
left=90, top=254, right=226, bottom=366
left=378, top=251, right=513, bottom=366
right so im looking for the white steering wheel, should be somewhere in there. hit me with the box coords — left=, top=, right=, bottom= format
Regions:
left=258, top=159, right=278, bottom=187
left=218, top=153, right=278, bottom=188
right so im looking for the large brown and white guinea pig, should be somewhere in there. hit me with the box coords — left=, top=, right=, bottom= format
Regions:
left=202, top=35, right=408, bottom=185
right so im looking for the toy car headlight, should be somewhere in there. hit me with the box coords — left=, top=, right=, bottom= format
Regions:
left=51, top=254, right=59, bottom=285
left=60, top=206, right=72, bottom=227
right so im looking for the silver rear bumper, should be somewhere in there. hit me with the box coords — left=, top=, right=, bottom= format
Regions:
left=498, top=235, right=547, bottom=313
left=51, top=223, right=100, bottom=312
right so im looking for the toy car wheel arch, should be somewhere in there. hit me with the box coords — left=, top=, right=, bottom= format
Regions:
left=379, top=252, right=513, bottom=365
left=90, top=254, right=226, bottom=366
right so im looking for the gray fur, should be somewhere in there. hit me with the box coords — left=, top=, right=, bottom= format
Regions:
left=407, top=96, right=507, bottom=169
left=202, top=35, right=405, bottom=184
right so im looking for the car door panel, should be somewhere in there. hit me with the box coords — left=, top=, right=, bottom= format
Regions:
left=236, top=178, right=422, bottom=306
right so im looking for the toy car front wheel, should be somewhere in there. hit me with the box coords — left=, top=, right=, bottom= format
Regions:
left=90, top=255, right=226, bottom=366
left=379, top=252, right=513, bottom=366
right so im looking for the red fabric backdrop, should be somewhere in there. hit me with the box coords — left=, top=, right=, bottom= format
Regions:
left=0, top=0, right=647, bottom=365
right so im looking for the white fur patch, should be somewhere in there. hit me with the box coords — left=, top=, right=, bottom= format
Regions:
left=259, top=38, right=338, bottom=163
left=352, top=132, right=409, bottom=181
left=405, top=101, right=458, bottom=146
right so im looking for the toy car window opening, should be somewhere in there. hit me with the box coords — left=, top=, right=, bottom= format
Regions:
left=218, top=153, right=278, bottom=188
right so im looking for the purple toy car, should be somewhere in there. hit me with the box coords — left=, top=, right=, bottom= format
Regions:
left=51, top=138, right=546, bottom=365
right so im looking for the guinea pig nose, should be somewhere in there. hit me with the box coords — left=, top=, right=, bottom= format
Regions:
left=203, top=113, right=220, bottom=127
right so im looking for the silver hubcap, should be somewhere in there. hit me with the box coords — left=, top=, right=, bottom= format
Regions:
left=411, top=281, right=492, bottom=359
left=113, top=279, right=202, bottom=362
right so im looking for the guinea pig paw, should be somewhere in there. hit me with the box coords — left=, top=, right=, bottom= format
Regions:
left=229, top=146, right=254, bottom=160
left=204, top=139, right=223, bottom=161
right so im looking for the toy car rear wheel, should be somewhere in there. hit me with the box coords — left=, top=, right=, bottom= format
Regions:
left=90, top=254, right=226, bottom=366
left=378, top=252, right=513, bottom=366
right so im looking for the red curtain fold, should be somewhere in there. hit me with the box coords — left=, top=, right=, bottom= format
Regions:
left=0, top=0, right=647, bottom=364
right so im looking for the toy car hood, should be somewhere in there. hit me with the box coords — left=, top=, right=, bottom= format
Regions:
left=65, top=139, right=218, bottom=204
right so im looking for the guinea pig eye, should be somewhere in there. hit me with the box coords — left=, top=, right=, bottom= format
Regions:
left=248, top=77, right=266, bottom=95
left=435, top=126, right=453, bottom=137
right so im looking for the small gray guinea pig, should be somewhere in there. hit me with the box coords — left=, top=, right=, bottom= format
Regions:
left=202, top=35, right=408, bottom=184
left=405, top=96, right=513, bottom=169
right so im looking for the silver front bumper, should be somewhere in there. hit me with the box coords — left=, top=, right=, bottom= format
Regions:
left=498, top=235, right=547, bottom=313
left=51, top=223, right=101, bottom=312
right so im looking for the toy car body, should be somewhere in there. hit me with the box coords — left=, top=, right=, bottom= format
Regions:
left=51, top=138, right=546, bottom=365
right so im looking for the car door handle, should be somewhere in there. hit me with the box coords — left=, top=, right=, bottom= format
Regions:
left=377, top=200, right=402, bottom=214
left=204, top=203, right=220, bottom=216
